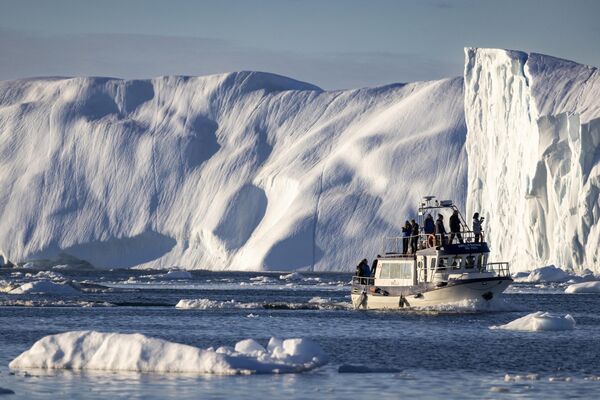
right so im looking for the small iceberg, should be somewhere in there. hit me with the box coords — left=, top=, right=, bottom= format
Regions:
left=8, top=280, right=79, bottom=295
left=9, top=331, right=328, bottom=375
left=520, top=266, right=573, bottom=283
left=491, top=311, right=576, bottom=332
left=175, top=298, right=259, bottom=309
left=279, top=272, right=303, bottom=281
left=161, top=270, right=193, bottom=280
left=565, top=281, right=600, bottom=294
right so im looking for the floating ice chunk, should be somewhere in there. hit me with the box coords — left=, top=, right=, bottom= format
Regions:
left=565, top=281, right=600, bottom=294
left=34, top=271, right=66, bottom=281
left=504, top=373, right=540, bottom=381
left=175, top=298, right=258, bottom=309
left=524, top=266, right=573, bottom=283
left=9, top=331, right=328, bottom=374
left=492, top=312, right=575, bottom=332
left=8, top=280, right=79, bottom=295
left=234, top=339, right=266, bottom=356
left=279, top=272, right=303, bottom=281
left=161, top=270, right=193, bottom=279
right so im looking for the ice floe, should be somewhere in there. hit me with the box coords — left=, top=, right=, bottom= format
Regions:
left=161, top=270, right=193, bottom=279
left=565, top=281, right=600, bottom=294
left=9, top=331, right=328, bottom=374
left=491, top=312, right=576, bottom=332
left=279, top=272, right=304, bottom=281
left=8, top=280, right=79, bottom=295
left=175, top=299, right=259, bottom=309
left=516, top=266, right=573, bottom=283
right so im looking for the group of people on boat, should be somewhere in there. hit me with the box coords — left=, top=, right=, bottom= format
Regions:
left=355, top=257, right=381, bottom=278
left=400, top=211, right=485, bottom=254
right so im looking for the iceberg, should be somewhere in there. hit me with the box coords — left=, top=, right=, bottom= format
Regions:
left=0, top=48, right=598, bottom=273
left=9, top=331, right=328, bottom=374
left=565, top=281, right=600, bottom=294
left=465, top=48, right=600, bottom=272
left=8, top=280, right=79, bottom=295
left=160, top=270, right=193, bottom=279
left=0, top=72, right=467, bottom=271
left=491, top=311, right=576, bottom=332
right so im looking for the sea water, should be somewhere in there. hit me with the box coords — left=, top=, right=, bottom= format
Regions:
left=1, top=269, right=600, bottom=399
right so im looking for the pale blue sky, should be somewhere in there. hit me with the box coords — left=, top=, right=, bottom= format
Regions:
left=1, top=0, right=599, bottom=89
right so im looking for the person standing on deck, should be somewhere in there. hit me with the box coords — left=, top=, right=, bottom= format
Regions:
left=424, top=214, right=435, bottom=235
left=402, top=221, right=411, bottom=254
left=449, top=210, right=464, bottom=244
left=435, top=215, right=447, bottom=246
left=410, top=219, right=419, bottom=253
left=473, top=212, right=484, bottom=243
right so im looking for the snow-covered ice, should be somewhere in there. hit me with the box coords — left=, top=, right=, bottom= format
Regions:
left=515, top=266, right=574, bottom=283
left=0, top=71, right=467, bottom=271
left=0, top=47, right=598, bottom=273
left=465, top=48, right=600, bottom=272
left=565, top=281, right=600, bottom=294
left=175, top=298, right=259, bottom=309
left=9, top=331, right=328, bottom=374
left=491, top=312, right=576, bottom=331
left=8, top=280, right=79, bottom=295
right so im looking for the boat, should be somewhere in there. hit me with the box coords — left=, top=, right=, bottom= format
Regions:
left=351, top=196, right=512, bottom=310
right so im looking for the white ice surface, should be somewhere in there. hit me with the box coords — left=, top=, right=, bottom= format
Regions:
left=9, top=331, right=328, bottom=374
left=0, top=72, right=467, bottom=271
left=565, top=281, right=600, bottom=294
left=516, top=265, right=574, bottom=283
left=160, top=270, right=193, bottom=279
left=491, top=312, right=576, bottom=331
left=8, top=280, right=79, bottom=295
left=465, top=48, right=600, bottom=272
left=175, top=298, right=258, bottom=309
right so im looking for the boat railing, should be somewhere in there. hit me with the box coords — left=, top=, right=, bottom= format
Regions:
left=383, top=230, right=485, bottom=253
left=484, top=262, right=511, bottom=277
left=351, top=276, right=374, bottom=286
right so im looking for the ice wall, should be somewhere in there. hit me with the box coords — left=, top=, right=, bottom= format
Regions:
left=0, top=72, right=467, bottom=270
left=465, top=48, right=600, bottom=272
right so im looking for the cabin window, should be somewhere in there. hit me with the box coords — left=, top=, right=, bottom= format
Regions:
left=378, top=263, right=412, bottom=280
left=379, top=263, right=391, bottom=279
left=451, top=256, right=462, bottom=270
left=465, top=256, right=475, bottom=269
left=438, top=258, right=447, bottom=269
left=430, top=258, right=436, bottom=270
left=477, top=254, right=485, bottom=268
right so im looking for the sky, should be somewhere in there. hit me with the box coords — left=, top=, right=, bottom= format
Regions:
left=1, top=0, right=599, bottom=89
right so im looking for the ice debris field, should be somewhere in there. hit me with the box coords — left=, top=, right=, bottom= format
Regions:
left=0, top=47, right=598, bottom=273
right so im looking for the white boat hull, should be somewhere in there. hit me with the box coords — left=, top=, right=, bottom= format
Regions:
left=351, top=278, right=511, bottom=310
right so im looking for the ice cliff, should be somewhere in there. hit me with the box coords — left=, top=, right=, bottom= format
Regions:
left=465, top=48, right=600, bottom=271
left=0, top=72, right=466, bottom=270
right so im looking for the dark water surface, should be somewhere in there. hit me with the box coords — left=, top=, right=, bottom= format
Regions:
left=1, top=269, right=599, bottom=399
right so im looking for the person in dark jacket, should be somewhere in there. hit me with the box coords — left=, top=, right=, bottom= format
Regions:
left=435, top=215, right=447, bottom=245
left=424, top=214, right=435, bottom=234
left=401, top=220, right=411, bottom=254
left=449, top=210, right=464, bottom=244
left=410, top=219, right=419, bottom=253
left=371, top=256, right=380, bottom=277
left=473, top=212, right=484, bottom=243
